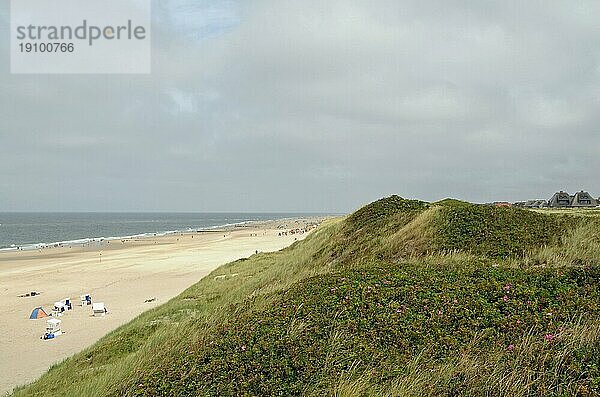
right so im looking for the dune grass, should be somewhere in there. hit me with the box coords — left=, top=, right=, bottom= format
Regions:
left=11, top=197, right=600, bottom=396
left=331, top=318, right=600, bottom=397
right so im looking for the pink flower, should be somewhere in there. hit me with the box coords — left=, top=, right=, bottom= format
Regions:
left=503, top=283, right=512, bottom=291
left=544, top=334, right=554, bottom=342
left=502, top=295, right=508, bottom=302
left=241, top=345, right=246, bottom=351
left=516, top=320, right=521, bottom=325
left=508, top=344, right=514, bottom=351
left=437, top=310, right=443, bottom=315
left=453, top=299, right=458, bottom=304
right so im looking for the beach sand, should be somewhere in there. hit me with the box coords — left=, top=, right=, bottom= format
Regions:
left=0, top=218, right=322, bottom=395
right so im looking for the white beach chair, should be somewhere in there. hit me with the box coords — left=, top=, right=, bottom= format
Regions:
left=92, top=302, right=106, bottom=317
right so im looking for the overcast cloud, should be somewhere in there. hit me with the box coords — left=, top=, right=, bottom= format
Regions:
left=0, top=0, right=599, bottom=212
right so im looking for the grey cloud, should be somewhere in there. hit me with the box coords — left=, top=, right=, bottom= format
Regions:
left=0, top=0, right=599, bottom=212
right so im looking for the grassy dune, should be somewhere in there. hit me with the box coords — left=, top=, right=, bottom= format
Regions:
left=12, top=197, right=600, bottom=396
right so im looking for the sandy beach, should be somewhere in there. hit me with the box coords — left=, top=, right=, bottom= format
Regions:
left=0, top=218, right=323, bottom=395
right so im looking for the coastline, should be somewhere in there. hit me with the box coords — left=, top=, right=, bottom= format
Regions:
left=0, top=215, right=327, bottom=252
left=0, top=216, right=328, bottom=395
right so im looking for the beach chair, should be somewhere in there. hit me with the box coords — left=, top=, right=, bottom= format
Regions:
left=92, top=302, right=106, bottom=317
left=80, top=294, right=92, bottom=306
left=53, top=302, right=66, bottom=317
left=42, top=318, right=62, bottom=340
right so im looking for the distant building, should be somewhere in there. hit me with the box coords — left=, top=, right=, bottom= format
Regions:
left=525, top=200, right=547, bottom=208
left=547, top=190, right=598, bottom=208
left=513, top=200, right=547, bottom=208
left=548, top=191, right=573, bottom=208
left=571, top=191, right=597, bottom=207
left=514, top=190, right=598, bottom=209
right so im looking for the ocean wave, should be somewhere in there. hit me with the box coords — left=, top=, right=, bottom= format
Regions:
left=0, top=220, right=265, bottom=251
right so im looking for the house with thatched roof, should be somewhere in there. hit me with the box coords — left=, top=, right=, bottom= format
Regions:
left=571, top=191, right=597, bottom=207
left=514, top=190, right=598, bottom=208
left=547, top=190, right=598, bottom=208
left=548, top=191, right=572, bottom=208
left=525, top=199, right=547, bottom=208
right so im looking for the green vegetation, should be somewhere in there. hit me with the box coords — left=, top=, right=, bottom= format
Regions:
left=533, top=208, right=600, bottom=218
left=433, top=200, right=572, bottom=258
left=12, top=196, right=600, bottom=396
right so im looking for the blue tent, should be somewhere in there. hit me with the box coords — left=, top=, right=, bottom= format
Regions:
left=29, top=307, right=49, bottom=319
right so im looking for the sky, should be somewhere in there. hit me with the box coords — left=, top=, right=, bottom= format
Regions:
left=0, top=0, right=599, bottom=213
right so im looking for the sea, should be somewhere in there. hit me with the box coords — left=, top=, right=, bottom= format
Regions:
left=0, top=212, right=323, bottom=251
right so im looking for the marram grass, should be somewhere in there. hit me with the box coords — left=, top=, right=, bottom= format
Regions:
left=12, top=197, right=600, bottom=396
